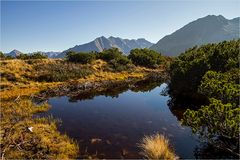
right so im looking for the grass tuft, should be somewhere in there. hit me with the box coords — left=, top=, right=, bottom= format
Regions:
left=139, top=133, right=177, bottom=160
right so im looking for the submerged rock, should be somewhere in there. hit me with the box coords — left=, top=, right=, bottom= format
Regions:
left=91, top=138, right=102, bottom=144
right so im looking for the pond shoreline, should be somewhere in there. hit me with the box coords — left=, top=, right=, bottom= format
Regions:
left=35, top=71, right=169, bottom=101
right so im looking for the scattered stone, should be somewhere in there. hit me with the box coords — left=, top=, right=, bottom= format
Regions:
left=106, top=140, right=111, bottom=145
left=28, top=126, right=33, bottom=132
left=91, top=138, right=102, bottom=144
left=121, top=148, right=128, bottom=156
left=168, top=133, right=174, bottom=138
left=162, top=127, right=167, bottom=131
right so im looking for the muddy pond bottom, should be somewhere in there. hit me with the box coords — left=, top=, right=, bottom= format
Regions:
left=42, top=83, right=200, bottom=158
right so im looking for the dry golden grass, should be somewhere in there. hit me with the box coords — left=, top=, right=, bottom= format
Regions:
left=1, top=100, right=79, bottom=159
left=139, top=133, right=177, bottom=160
left=0, top=59, right=166, bottom=159
left=1, top=59, right=160, bottom=100
left=0, top=82, right=62, bottom=100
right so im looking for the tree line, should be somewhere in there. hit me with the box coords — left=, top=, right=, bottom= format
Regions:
left=1, top=48, right=166, bottom=69
left=65, top=48, right=165, bottom=69
left=0, top=52, right=47, bottom=60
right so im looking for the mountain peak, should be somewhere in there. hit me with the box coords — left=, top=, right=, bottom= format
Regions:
left=150, top=15, right=239, bottom=56
left=198, top=15, right=227, bottom=23
left=7, top=49, right=23, bottom=57
left=108, top=36, right=115, bottom=39
left=205, top=14, right=225, bottom=18
left=58, top=37, right=153, bottom=57
left=12, top=49, right=20, bottom=52
left=96, top=36, right=107, bottom=40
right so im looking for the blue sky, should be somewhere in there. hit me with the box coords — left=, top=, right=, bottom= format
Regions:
left=1, top=0, right=239, bottom=53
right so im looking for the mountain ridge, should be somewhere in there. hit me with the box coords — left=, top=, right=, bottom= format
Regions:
left=57, top=36, right=153, bottom=58
left=150, top=15, right=239, bottom=56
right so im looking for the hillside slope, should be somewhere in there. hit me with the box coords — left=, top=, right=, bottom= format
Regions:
left=150, top=15, right=239, bottom=56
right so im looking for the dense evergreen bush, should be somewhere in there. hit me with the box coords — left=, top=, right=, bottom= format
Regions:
left=169, top=40, right=240, bottom=156
left=169, top=40, right=239, bottom=95
left=97, top=48, right=123, bottom=62
left=97, top=48, right=132, bottom=71
left=66, top=51, right=96, bottom=64
left=128, top=48, right=163, bottom=68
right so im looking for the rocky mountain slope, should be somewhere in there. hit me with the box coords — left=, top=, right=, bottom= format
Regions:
left=150, top=15, right=239, bottom=56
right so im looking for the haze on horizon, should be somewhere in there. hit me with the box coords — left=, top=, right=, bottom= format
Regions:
left=1, top=0, right=239, bottom=53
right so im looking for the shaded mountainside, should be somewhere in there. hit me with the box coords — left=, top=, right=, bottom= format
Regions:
left=150, top=15, right=239, bottom=56
left=42, top=51, right=61, bottom=58
left=57, top=36, right=153, bottom=58
left=6, top=49, right=23, bottom=57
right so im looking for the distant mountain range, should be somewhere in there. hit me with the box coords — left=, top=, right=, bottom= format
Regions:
left=5, top=15, right=239, bottom=58
left=42, top=52, right=61, bottom=58
left=57, top=36, right=153, bottom=58
left=150, top=15, right=239, bottom=56
left=5, top=50, right=61, bottom=58
left=5, top=37, right=153, bottom=58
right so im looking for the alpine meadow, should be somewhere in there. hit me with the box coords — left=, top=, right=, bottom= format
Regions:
left=1, top=1, right=239, bottom=159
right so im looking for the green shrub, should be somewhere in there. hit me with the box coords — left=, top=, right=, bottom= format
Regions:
left=30, top=52, right=48, bottom=59
left=176, top=40, right=240, bottom=156
left=0, top=51, right=4, bottom=58
left=66, top=51, right=96, bottom=64
left=97, top=48, right=123, bottom=62
left=169, top=40, right=239, bottom=96
left=96, top=48, right=132, bottom=71
left=198, top=70, right=240, bottom=104
left=128, top=48, right=163, bottom=68
left=182, top=98, right=239, bottom=155
left=114, top=55, right=131, bottom=65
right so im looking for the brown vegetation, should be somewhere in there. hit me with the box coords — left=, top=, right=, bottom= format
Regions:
left=139, top=133, right=177, bottom=160
left=0, top=100, right=79, bottom=159
left=0, top=58, right=168, bottom=159
left=0, top=59, right=165, bottom=101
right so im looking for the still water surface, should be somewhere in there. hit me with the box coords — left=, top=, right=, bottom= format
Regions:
left=44, top=83, right=200, bottom=158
